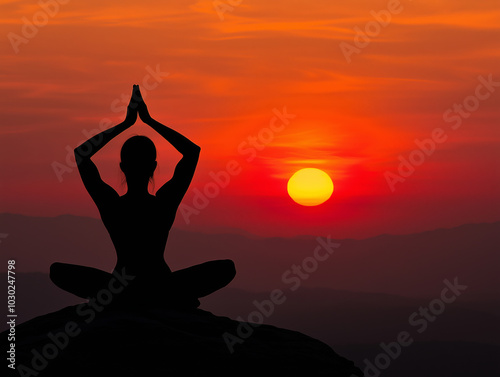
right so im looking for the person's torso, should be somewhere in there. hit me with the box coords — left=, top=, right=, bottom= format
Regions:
left=98, top=194, right=176, bottom=275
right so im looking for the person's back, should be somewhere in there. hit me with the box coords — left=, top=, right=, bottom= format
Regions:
left=102, top=194, right=173, bottom=276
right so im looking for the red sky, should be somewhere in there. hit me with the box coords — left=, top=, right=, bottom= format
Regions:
left=1, top=0, right=499, bottom=238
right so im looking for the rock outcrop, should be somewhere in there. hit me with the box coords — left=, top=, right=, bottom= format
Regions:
left=5, top=304, right=363, bottom=376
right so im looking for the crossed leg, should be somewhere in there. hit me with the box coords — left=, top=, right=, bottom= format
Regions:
left=50, top=259, right=236, bottom=305
left=170, top=259, right=236, bottom=299
left=50, top=262, right=114, bottom=300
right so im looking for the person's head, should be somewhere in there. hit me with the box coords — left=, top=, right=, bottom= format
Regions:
left=120, top=135, right=157, bottom=187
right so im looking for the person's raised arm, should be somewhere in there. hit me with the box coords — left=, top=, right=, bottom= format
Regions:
left=136, top=89, right=200, bottom=157
left=135, top=86, right=200, bottom=205
left=74, top=85, right=139, bottom=207
left=75, top=86, right=139, bottom=161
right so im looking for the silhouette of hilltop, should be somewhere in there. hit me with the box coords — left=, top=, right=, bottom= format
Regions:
left=3, top=304, right=363, bottom=377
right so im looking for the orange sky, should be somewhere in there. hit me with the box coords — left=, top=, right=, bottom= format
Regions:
left=1, top=0, right=499, bottom=238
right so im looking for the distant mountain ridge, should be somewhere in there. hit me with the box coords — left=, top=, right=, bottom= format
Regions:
left=1, top=214, right=498, bottom=377
left=2, top=212, right=499, bottom=239
left=1, top=213, right=498, bottom=298
left=3, top=273, right=498, bottom=344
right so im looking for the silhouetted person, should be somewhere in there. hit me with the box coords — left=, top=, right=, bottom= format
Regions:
left=50, top=85, right=235, bottom=309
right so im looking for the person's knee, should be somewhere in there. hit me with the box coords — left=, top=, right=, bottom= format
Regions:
left=223, top=259, right=236, bottom=279
left=49, top=262, right=65, bottom=283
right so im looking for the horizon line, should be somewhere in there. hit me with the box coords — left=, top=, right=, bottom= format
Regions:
left=1, top=212, right=499, bottom=242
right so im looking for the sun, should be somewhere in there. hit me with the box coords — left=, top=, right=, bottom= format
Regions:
left=287, top=168, right=334, bottom=206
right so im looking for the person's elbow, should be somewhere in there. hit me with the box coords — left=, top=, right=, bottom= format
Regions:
left=74, top=147, right=90, bottom=165
left=190, top=144, right=201, bottom=156
left=180, top=143, right=200, bottom=158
